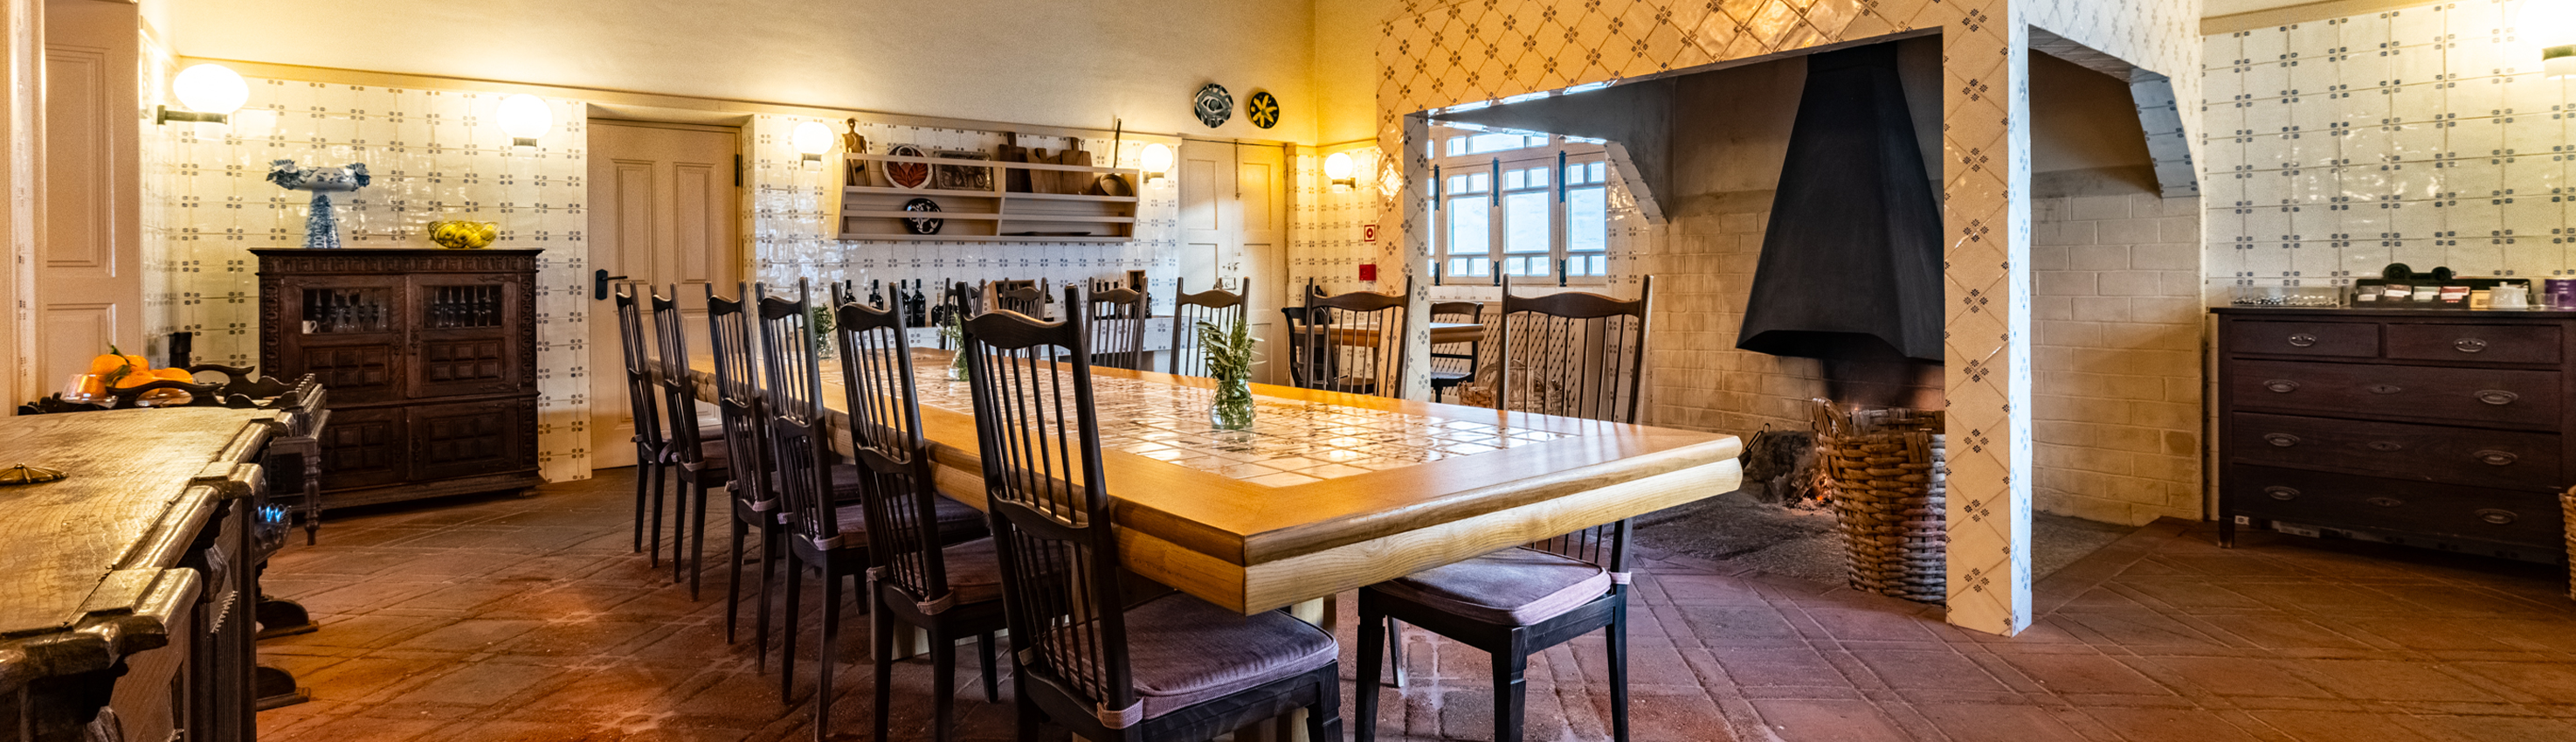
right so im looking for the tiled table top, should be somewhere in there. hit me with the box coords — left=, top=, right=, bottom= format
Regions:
left=848, top=353, right=1573, bottom=488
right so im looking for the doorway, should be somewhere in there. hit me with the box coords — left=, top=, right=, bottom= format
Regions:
left=1177, top=141, right=1285, bottom=384
left=586, top=120, right=742, bottom=468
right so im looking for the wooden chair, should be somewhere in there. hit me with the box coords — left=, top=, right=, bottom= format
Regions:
left=610, top=283, right=673, bottom=566
left=990, top=279, right=1045, bottom=317
left=650, top=286, right=723, bottom=599
left=832, top=292, right=1006, bottom=742
left=963, top=284, right=1344, bottom=742
left=706, top=282, right=781, bottom=663
left=1085, top=281, right=1150, bottom=371
left=759, top=280, right=987, bottom=731
left=1357, top=277, right=1654, bottom=742
left=1426, top=301, right=1485, bottom=403
left=1168, top=278, right=1247, bottom=378
left=1292, top=278, right=1412, bottom=397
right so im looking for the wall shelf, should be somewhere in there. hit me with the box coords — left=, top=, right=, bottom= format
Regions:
left=834, top=152, right=1141, bottom=242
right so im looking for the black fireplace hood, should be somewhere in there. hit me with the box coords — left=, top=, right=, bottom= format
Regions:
left=1736, top=43, right=1944, bottom=364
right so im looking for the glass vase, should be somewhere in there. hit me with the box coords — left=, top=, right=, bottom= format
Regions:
left=948, top=350, right=968, bottom=382
left=1210, top=374, right=1253, bottom=431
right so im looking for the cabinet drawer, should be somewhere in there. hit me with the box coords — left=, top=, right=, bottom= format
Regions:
left=2230, top=360, right=2562, bottom=426
left=2387, top=323, right=2562, bottom=364
left=2227, top=412, right=2564, bottom=489
left=2226, top=465, right=2565, bottom=550
left=2227, top=320, right=2380, bottom=357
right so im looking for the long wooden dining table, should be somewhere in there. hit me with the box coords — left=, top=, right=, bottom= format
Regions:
left=689, top=349, right=1741, bottom=617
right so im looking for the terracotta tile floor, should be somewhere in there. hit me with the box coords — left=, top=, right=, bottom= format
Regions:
left=254, top=470, right=2576, bottom=741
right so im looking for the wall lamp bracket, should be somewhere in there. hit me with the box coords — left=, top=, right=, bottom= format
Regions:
left=155, top=106, right=227, bottom=126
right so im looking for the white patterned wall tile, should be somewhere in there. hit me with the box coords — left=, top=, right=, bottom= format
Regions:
left=2206, top=0, right=2576, bottom=293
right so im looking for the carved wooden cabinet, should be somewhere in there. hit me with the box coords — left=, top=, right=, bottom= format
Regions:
left=2214, top=308, right=2573, bottom=563
left=257, top=248, right=542, bottom=507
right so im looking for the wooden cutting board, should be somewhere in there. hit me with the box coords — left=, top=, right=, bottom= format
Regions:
left=1000, top=133, right=1032, bottom=192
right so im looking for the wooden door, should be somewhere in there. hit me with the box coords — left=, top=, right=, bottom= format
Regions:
left=587, top=121, right=739, bottom=468
left=1178, top=142, right=1288, bottom=385
left=38, top=0, right=141, bottom=396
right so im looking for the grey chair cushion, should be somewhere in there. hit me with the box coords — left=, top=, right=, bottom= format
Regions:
left=1122, top=593, right=1337, bottom=719
left=830, top=492, right=987, bottom=545
left=1374, top=547, right=1612, bottom=625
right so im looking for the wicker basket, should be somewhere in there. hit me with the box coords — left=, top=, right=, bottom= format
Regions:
left=1813, top=401, right=1947, bottom=603
left=2561, top=489, right=2575, bottom=601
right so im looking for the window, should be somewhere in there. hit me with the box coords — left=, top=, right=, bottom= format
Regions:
left=1430, top=130, right=1614, bottom=283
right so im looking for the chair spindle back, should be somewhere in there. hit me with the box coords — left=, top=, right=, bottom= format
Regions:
left=1497, top=276, right=1654, bottom=424
left=1294, top=278, right=1413, bottom=398
left=1169, top=278, right=1248, bottom=378
left=705, top=282, right=768, bottom=504
left=832, top=288, right=956, bottom=606
left=755, top=279, right=842, bottom=549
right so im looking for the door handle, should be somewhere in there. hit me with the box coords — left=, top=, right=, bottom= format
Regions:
left=593, top=270, right=630, bottom=301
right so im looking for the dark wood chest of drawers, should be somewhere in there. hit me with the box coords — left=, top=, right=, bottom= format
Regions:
left=2214, top=308, right=2573, bottom=563
left=257, top=249, right=542, bottom=508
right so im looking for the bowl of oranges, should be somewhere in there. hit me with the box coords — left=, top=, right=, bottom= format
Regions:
left=429, top=220, right=498, bottom=249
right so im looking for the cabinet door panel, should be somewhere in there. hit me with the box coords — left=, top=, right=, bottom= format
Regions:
left=318, top=406, right=406, bottom=490
left=408, top=278, right=526, bottom=399
left=410, top=398, right=536, bottom=481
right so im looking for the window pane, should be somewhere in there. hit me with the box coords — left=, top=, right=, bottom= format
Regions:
left=1465, top=133, right=1525, bottom=154
left=1447, top=196, right=1489, bottom=263
left=1503, top=191, right=1550, bottom=255
left=1503, top=170, right=1524, bottom=190
left=1525, top=135, right=1548, bottom=148
left=1468, top=172, right=1489, bottom=191
left=1448, top=257, right=1490, bottom=276
left=1446, top=137, right=1466, bottom=156
left=1568, top=186, right=1607, bottom=255
left=1588, top=162, right=1606, bottom=182
left=1526, top=166, right=1549, bottom=188
left=1504, top=255, right=1545, bottom=276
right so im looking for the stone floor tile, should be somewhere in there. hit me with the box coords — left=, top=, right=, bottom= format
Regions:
left=1747, top=698, right=1915, bottom=741
left=2291, top=660, right=2508, bottom=704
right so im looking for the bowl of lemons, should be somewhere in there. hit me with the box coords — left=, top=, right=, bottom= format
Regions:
left=429, top=220, right=498, bottom=249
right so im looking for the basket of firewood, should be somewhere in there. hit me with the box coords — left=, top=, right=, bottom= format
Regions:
left=1813, top=400, right=1946, bottom=603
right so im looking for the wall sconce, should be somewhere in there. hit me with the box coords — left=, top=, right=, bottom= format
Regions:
left=1323, top=151, right=1357, bottom=192
left=792, top=121, right=835, bottom=165
left=2524, top=0, right=2576, bottom=77
left=495, top=94, right=552, bottom=148
left=157, top=63, right=245, bottom=125
left=1139, top=142, right=1173, bottom=187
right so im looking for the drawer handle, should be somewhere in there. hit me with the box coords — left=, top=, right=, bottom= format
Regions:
left=2264, top=433, right=2302, bottom=447
left=2287, top=333, right=2319, bottom=348
left=2366, top=496, right=2406, bottom=508
left=2476, top=509, right=2518, bottom=525
left=2455, top=337, right=2489, bottom=353
left=2263, top=379, right=2301, bottom=393
left=2265, top=486, right=2301, bottom=501
left=2367, top=440, right=2405, bottom=452
left=2476, top=390, right=2519, bottom=406
left=2475, top=449, right=2518, bottom=466
left=2367, top=384, right=2405, bottom=395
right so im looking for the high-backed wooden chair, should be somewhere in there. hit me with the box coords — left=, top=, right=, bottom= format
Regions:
left=650, top=286, right=723, bottom=599
left=1427, top=301, right=1485, bottom=402
left=989, top=279, right=1045, bottom=317
left=611, top=283, right=673, bottom=565
left=1292, top=279, right=1412, bottom=397
left=832, top=292, right=1005, bottom=742
left=1356, top=276, right=1654, bottom=742
left=706, top=282, right=780, bottom=662
left=1085, top=281, right=1150, bottom=371
left=1168, top=278, right=1247, bottom=378
left=963, top=285, right=1343, bottom=742
left=752, top=278, right=870, bottom=720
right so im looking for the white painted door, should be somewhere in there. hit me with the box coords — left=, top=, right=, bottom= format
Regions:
left=37, top=0, right=142, bottom=394
left=1178, top=141, right=1287, bottom=385
left=587, top=121, right=739, bottom=468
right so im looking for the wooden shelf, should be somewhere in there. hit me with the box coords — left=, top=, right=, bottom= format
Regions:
left=835, top=151, right=1141, bottom=242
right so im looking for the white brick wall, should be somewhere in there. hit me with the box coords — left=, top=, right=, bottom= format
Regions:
left=2034, top=192, right=2206, bottom=525
left=1640, top=197, right=1832, bottom=435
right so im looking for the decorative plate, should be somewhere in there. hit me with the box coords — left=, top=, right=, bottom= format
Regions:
left=884, top=143, right=931, bottom=190
left=1193, top=83, right=1233, bottom=128
left=1246, top=91, right=1280, bottom=129
left=901, top=198, right=943, bottom=235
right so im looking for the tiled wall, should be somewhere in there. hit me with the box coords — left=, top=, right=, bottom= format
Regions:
left=143, top=80, right=594, bottom=482
left=2203, top=0, right=2572, bottom=293
left=1291, top=143, right=1381, bottom=297
left=145, top=86, right=1184, bottom=485
left=1631, top=197, right=1822, bottom=434
left=743, top=115, right=1184, bottom=310
left=2033, top=192, right=2206, bottom=524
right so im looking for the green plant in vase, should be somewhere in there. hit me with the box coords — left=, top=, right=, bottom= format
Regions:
left=1198, top=317, right=1256, bottom=431
left=809, top=305, right=836, bottom=360
left=940, top=313, right=968, bottom=381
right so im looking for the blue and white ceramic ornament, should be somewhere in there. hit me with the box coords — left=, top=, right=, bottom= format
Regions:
left=266, top=160, right=369, bottom=250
